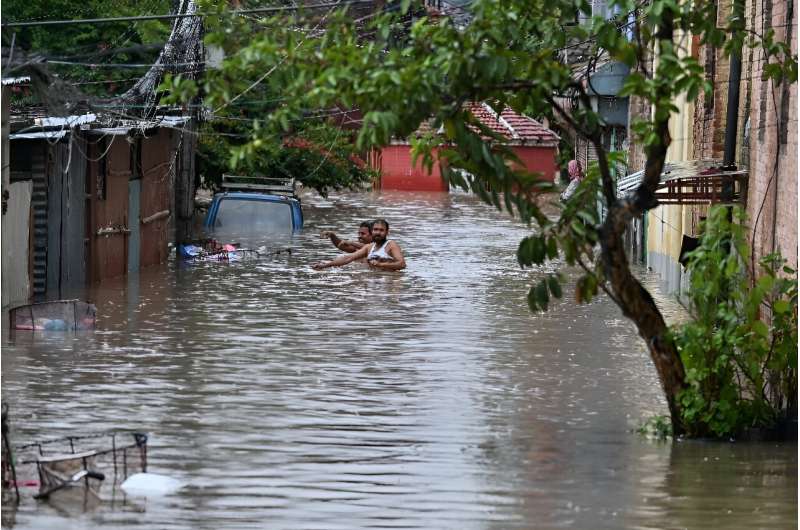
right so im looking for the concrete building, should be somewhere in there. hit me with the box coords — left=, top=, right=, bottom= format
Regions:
left=635, top=30, right=702, bottom=295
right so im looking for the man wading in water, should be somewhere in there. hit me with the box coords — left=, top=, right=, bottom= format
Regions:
left=312, top=219, right=406, bottom=271
left=320, top=220, right=373, bottom=253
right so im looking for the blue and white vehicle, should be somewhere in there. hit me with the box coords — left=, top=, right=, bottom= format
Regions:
left=203, top=175, right=303, bottom=233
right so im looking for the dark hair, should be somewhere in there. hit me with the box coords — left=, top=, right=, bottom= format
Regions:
left=372, top=218, right=389, bottom=230
left=360, top=220, right=373, bottom=229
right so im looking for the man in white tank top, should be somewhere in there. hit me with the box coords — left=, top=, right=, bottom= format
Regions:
left=312, top=218, right=406, bottom=271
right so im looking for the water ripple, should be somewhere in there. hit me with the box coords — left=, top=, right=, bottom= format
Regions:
left=2, top=191, right=795, bottom=530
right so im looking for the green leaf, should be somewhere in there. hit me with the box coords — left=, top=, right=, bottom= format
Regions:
left=527, top=286, right=539, bottom=311
left=576, top=209, right=597, bottom=225
left=547, top=275, right=563, bottom=299
left=773, top=300, right=790, bottom=314
left=534, top=280, right=550, bottom=311
left=571, top=219, right=587, bottom=237
left=517, top=237, right=535, bottom=267
left=531, top=236, right=546, bottom=264
left=546, top=237, right=558, bottom=259
left=752, top=320, right=769, bottom=338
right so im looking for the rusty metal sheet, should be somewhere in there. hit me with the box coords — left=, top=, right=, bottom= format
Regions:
left=88, top=136, right=130, bottom=283
left=139, top=128, right=174, bottom=268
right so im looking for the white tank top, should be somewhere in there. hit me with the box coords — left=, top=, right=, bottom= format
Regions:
left=367, top=241, right=392, bottom=261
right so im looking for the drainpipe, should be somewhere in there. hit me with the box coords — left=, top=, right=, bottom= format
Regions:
left=722, top=60, right=742, bottom=170
left=721, top=0, right=744, bottom=211
left=722, top=0, right=744, bottom=243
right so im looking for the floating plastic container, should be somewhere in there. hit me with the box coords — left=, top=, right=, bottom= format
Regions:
left=9, top=300, right=97, bottom=331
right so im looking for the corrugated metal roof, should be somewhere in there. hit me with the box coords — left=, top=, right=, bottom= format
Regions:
left=11, top=113, right=191, bottom=139
left=10, top=130, right=68, bottom=140
left=87, top=115, right=191, bottom=135
left=617, top=160, right=724, bottom=196
left=2, top=76, right=30, bottom=86
left=617, top=159, right=749, bottom=204
left=36, top=113, right=97, bottom=128
left=157, top=115, right=191, bottom=126
left=87, top=127, right=132, bottom=136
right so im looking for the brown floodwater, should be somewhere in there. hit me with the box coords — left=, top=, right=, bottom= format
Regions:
left=1, top=191, right=796, bottom=529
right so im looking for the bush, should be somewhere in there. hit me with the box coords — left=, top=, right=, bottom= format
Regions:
left=197, top=120, right=373, bottom=196
left=674, top=206, right=797, bottom=438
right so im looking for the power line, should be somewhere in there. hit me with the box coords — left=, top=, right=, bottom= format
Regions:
left=0, top=1, right=377, bottom=29
left=212, top=0, right=345, bottom=114
left=48, top=59, right=204, bottom=68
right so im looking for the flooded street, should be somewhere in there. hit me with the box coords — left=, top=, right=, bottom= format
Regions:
left=2, top=191, right=796, bottom=529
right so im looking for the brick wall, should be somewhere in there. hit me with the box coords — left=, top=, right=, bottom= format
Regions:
left=744, top=0, right=798, bottom=269
left=691, top=1, right=733, bottom=161
left=626, top=96, right=649, bottom=173
left=626, top=36, right=652, bottom=175
left=689, top=0, right=797, bottom=270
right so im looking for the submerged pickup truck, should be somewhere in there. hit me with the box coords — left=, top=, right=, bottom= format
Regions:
left=203, top=175, right=303, bottom=233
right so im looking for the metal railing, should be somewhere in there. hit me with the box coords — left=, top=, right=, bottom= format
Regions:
left=221, top=174, right=296, bottom=196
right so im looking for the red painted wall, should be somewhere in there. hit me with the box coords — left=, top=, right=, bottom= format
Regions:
left=511, top=146, right=558, bottom=182
left=376, top=145, right=449, bottom=192
left=376, top=144, right=557, bottom=191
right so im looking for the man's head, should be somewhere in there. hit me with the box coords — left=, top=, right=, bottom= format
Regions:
left=371, top=219, right=389, bottom=245
left=358, top=221, right=374, bottom=244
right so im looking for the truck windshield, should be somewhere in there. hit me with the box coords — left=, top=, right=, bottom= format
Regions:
left=215, top=198, right=293, bottom=232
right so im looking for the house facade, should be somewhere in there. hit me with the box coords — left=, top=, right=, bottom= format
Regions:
left=624, top=0, right=797, bottom=295
left=371, top=103, right=560, bottom=192
left=2, top=111, right=194, bottom=308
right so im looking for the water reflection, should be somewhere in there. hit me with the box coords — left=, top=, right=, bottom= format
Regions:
left=2, top=191, right=796, bottom=529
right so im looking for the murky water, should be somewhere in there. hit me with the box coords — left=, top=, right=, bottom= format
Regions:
left=2, top=191, right=796, bottom=529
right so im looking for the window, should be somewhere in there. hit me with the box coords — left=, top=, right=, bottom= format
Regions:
left=215, top=198, right=293, bottom=232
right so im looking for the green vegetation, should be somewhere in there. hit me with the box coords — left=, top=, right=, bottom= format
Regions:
left=637, top=415, right=673, bottom=440
left=198, top=119, right=373, bottom=194
left=674, top=206, right=797, bottom=438
left=2, top=0, right=171, bottom=98
left=2, top=0, right=371, bottom=194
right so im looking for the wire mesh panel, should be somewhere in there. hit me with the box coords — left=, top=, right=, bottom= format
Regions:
left=9, top=300, right=96, bottom=331
left=12, top=432, right=147, bottom=500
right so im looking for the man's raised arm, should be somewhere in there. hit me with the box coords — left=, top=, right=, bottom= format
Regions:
left=338, top=240, right=364, bottom=253
left=312, top=244, right=370, bottom=270
left=321, top=230, right=364, bottom=253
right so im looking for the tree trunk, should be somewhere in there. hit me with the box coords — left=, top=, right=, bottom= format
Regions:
left=592, top=10, right=688, bottom=434
left=600, top=218, right=687, bottom=433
